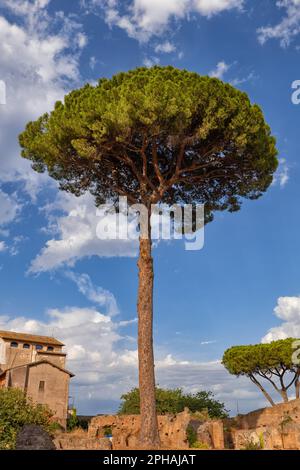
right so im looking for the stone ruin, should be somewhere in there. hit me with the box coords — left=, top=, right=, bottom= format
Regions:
left=54, top=427, right=112, bottom=450
left=88, top=409, right=190, bottom=449
left=88, top=408, right=224, bottom=450
left=52, top=399, right=300, bottom=450
left=81, top=399, right=300, bottom=450
left=223, top=398, right=300, bottom=450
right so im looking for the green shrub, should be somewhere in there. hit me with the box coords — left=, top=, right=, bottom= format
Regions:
left=103, top=426, right=112, bottom=437
left=259, top=432, right=265, bottom=450
left=48, top=421, right=63, bottom=434
left=186, top=424, right=197, bottom=447
left=192, top=441, right=210, bottom=449
left=67, top=408, right=79, bottom=432
left=242, top=439, right=261, bottom=450
left=280, top=414, right=293, bottom=428
left=0, top=388, right=53, bottom=449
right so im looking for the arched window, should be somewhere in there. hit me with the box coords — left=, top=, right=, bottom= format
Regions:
left=10, top=342, right=18, bottom=348
left=23, top=343, right=30, bottom=349
left=35, top=344, right=43, bottom=351
left=47, top=346, right=54, bottom=352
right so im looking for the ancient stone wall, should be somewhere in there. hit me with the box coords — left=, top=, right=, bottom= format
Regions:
left=89, top=410, right=191, bottom=449
left=224, top=399, right=300, bottom=450
left=54, top=429, right=112, bottom=450
left=56, top=400, right=300, bottom=450
left=225, top=398, right=300, bottom=430
left=227, top=422, right=300, bottom=450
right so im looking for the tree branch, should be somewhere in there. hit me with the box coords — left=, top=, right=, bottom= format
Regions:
left=152, top=141, right=165, bottom=186
left=256, top=370, right=282, bottom=394
left=249, top=374, right=275, bottom=407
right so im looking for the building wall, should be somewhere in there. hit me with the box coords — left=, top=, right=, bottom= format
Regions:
left=37, top=353, right=66, bottom=368
left=8, top=366, right=27, bottom=389
left=0, top=335, right=71, bottom=428
left=4, top=344, right=33, bottom=370
left=0, top=338, right=5, bottom=368
left=26, top=363, right=70, bottom=428
left=1, top=339, right=65, bottom=370
left=3, top=362, right=70, bottom=428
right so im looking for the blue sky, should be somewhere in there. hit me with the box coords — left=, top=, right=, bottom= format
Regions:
left=1, top=0, right=300, bottom=415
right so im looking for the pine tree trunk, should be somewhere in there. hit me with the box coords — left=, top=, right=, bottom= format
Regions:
left=280, top=389, right=288, bottom=403
left=296, top=378, right=300, bottom=399
left=137, top=214, right=160, bottom=448
left=250, top=375, right=275, bottom=407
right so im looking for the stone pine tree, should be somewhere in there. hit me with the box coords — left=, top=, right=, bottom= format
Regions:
left=223, top=339, right=300, bottom=406
left=19, top=66, right=278, bottom=447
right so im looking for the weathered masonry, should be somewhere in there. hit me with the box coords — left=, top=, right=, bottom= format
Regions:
left=0, top=330, right=74, bottom=427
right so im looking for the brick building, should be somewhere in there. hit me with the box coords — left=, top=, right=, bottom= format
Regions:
left=0, top=330, right=74, bottom=428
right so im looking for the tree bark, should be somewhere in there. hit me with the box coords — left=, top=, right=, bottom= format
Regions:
left=278, top=372, right=289, bottom=402
left=280, top=389, right=289, bottom=403
left=296, top=378, right=300, bottom=399
left=137, top=210, right=160, bottom=448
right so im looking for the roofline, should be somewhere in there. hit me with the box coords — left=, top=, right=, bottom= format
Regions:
left=0, top=330, right=64, bottom=346
left=0, top=360, right=74, bottom=378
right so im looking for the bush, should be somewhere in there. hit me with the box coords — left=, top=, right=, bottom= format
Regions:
left=0, top=388, right=53, bottom=449
left=192, top=441, right=210, bottom=449
left=67, top=408, right=79, bottom=432
left=242, top=438, right=262, bottom=450
left=48, top=421, right=63, bottom=433
left=118, top=387, right=228, bottom=419
left=186, top=424, right=197, bottom=447
left=103, top=426, right=112, bottom=437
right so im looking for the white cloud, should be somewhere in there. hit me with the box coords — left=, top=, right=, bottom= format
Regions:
left=209, top=62, right=257, bottom=87
left=230, top=71, right=256, bottom=87
left=0, top=306, right=261, bottom=413
left=272, top=158, right=289, bottom=188
left=0, top=190, right=23, bottom=255
left=89, top=56, right=97, bottom=69
left=29, top=192, right=138, bottom=273
left=262, top=296, right=300, bottom=342
left=65, top=271, right=119, bottom=316
left=258, top=0, right=300, bottom=48
left=0, top=306, right=125, bottom=388
left=77, top=32, right=88, bottom=49
left=0, top=0, right=51, bottom=21
left=154, top=41, right=176, bottom=53
left=0, top=1, right=86, bottom=197
left=143, top=56, right=160, bottom=67
left=209, top=60, right=230, bottom=79
left=0, top=241, right=7, bottom=252
left=194, top=0, right=243, bottom=17
left=0, top=190, right=21, bottom=226
left=89, top=0, right=243, bottom=42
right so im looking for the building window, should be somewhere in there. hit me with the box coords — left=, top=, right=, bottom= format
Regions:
left=35, top=344, right=43, bottom=351
left=47, top=346, right=54, bottom=352
left=38, top=381, right=45, bottom=392
left=23, top=343, right=30, bottom=349
left=10, top=342, right=18, bottom=348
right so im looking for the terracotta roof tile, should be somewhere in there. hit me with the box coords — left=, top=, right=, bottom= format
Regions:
left=0, top=330, right=64, bottom=346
